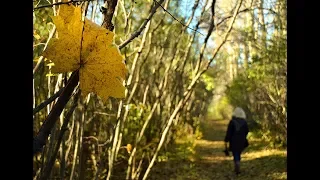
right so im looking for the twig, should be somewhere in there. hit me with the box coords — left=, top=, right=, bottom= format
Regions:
left=33, top=0, right=94, bottom=10
left=83, top=136, right=112, bottom=147
left=98, top=140, right=112, bottom=147
left=153, top=0, right=204, bottom=36
left=216, top=7, right=278, bottom=28
left=33, top=87, right=65, bottom=115
left=39, top=88, right=81, bottom=180
left=33, top=56, right=44, bottom=76
left=93, top=111, right=116, bottom=116
left=119, top=0, right=165, bottom=49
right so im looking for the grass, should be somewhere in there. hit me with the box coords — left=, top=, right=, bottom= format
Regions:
left=150, top=119, right=287, bottom=180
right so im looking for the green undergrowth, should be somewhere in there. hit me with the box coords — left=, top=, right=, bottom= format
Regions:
left=149, top=135, right=198, bottom=180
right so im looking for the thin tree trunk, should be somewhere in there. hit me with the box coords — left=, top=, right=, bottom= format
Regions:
left=257, top=0, right=267, bottom=49
left=70, top=111, right=80, bottom=180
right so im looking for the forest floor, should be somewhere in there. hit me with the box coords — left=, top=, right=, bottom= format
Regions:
left=150, top=119, right=287, bottom=180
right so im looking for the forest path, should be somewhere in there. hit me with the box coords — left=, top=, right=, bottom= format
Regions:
left=150, top=119, right=287, bottom=180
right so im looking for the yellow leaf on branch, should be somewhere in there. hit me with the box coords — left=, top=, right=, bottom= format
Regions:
left=126, top=144, right=132, bottom=153
left=43, top=4, right=127, bottom=101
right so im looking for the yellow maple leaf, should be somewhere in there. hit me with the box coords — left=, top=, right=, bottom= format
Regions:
left=43, top=4, right=127, bottom=101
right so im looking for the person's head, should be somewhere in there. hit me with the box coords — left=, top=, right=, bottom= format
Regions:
left=232, top=107, right=246, bottom=120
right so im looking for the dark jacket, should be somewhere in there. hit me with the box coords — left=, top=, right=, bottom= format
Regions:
left=224, top=117, right=249, bottom=152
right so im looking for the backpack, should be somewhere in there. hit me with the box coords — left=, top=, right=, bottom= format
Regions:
left=232, top=119, right=249, bottom=148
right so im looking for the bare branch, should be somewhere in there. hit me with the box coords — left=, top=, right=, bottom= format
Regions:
left=216, top=7, right=278, bottom=28
left=194, top=0, right=215, bottom=75
left=33, top=0, right=94, bottom=10
left=119, top=0, right=165, bottom=49
left=93, top=111, right=116, bottom=116
left=207, top=0, right=244, bottom=69
left=83, top=136, right=112, bottom=147
left=33, top=87, right=65, bottom=115
left=153, top=0, right=204, bottom=36
left=33, top=56, right=44, bottom=77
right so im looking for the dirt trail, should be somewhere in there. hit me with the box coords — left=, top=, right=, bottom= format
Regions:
left=193, top=119, right=286, bottom=180
left=192, top=119, right=236, bottom=179
left=150, top=119, right=287, bottom=180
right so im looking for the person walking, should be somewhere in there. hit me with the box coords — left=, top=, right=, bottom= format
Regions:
left=224, top=107, right=249, bottom=175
